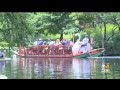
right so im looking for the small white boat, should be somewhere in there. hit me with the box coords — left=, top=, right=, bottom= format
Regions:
left=0, top=75, right=7, bottom=79
left=0, top=58, right=11, bottom=61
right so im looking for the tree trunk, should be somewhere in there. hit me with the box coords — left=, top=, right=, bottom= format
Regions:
left=103, top=22, right=106, bottom=40
left=92, top=22, right=95, bottom=28
left=60, top=33, right=63, bottom=41
left=8, top=46, right=11, bottom=58
left=118, top=26, right=120, bottom=31
left=103, top=22, right=106, bottom=56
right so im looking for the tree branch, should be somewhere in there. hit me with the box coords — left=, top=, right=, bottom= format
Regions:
left=107, top=26, right=118, bottom=41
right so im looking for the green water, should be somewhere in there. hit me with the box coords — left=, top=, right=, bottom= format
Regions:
left=0, top=56, right=120, bottom=79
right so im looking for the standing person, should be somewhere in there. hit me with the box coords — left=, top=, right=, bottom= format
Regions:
left=89, top=35, right=94, bottom=50
left=80, top=34, right=90, bottom=53
left=0, top=51, right=4, bottom=58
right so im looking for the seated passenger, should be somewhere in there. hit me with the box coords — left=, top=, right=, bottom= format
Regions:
left=33, top=41, right=38, bottom=46
left=37, top=39, right=44, bottom=45
left=68, top=39, right=74, bottom=47
left=54, top=39, right=61, bottom=46
left=0, top=51, right=4, bottom=58
left=43, top=41, right=47, bottom=45
left=49, top=41, right=54, bottom=46
left=61, top=39, right=68, bottom=46
left=47, top=39, right=51, bottom=45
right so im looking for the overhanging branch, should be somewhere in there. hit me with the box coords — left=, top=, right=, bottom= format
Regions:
left=107, top=26, right=118, bottom=41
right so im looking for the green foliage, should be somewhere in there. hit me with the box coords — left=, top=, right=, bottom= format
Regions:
left=0, top=13, right=33, bottom=47
left=0, top=12, right=120, bottom=56
left=0, top=41, right=9, bottom=49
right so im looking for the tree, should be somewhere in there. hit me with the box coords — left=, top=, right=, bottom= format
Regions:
left=34, top=12, right=71, bottom=40
left=0, top=12, right=32, bottom=47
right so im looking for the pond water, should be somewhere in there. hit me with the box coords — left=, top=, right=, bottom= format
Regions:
left=0, top=55, right=120, bottom=79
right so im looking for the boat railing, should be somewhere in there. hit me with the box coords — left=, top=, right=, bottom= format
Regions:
left=19, top=45, right=73, bottom=55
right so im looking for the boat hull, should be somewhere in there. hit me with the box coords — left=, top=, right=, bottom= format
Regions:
left=12, top=48, right=105, bottom=58
left=74, top=53, right=89, bottom=58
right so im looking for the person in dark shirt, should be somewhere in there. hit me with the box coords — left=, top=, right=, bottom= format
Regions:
left=37, top=41, right=43, bottom=45
left=37, top=39, right=44, bottom=45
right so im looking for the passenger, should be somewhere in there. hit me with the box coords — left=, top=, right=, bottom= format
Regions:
left=68, top=39, right=74, bottom=47
left=0, top=51, right=4, bottom=58
left=82, top=35, right=89, bottom=46
left=49, top=40, right=55, bottom=46
left=89, top=35, right=94, bottom=50
left=37, top=39, right=44, bottom=45
left=54, top=39, right=61, bottom=46
left=43, top=41, right=47, bottom=45
left=47, top=39, right=51, bottom=45
left=33, top=40, right=38, bottom=46
left=33, top=38, right=44, bottom=46
left=67, top=39, right=74, bottom=53
left=80, top=34, right=92, bottom=53
left=61, top=39, right=68, bottom=46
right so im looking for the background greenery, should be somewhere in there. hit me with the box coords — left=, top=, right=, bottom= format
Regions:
left=0, top=12, right=120, bottom=56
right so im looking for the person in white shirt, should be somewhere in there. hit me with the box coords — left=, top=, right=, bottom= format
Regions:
left=80, top=35, right=91, bottom=53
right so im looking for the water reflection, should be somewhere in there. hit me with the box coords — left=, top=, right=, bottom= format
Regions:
left=72, top=58, right=91, bottom=79
left=0, top=61, right=5, bottom=73
left=1, top=57, right=120, bottom=79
